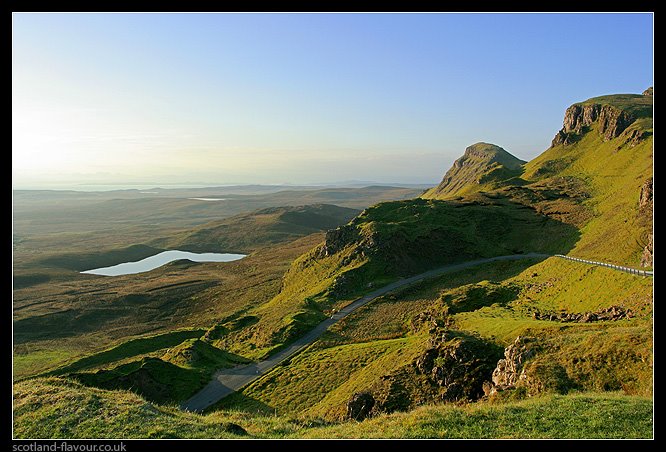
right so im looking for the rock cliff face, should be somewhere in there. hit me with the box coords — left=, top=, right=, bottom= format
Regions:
left=551, top=103, right=635, bottom=146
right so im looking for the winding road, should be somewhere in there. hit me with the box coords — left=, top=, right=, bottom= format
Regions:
left=180, top=252, right=653, bottom=413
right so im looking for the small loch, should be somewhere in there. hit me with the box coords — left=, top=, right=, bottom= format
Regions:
left=81, top=250, right=246, bottom=276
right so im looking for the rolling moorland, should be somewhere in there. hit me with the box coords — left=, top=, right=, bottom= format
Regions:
left=12, top=89, right=653, bottom=438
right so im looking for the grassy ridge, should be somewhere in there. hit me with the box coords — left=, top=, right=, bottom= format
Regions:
left=71, top=339, right=249, bottom=404
left=12, top=377, right=652, bottom=439
left=43, top=329, right=206, bottom=376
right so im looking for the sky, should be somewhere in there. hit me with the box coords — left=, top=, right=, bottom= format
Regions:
left=12, top=13, right=653, bottom=189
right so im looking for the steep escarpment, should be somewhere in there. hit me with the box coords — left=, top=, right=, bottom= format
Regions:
left=423, top=143, right=526, bottom=199
left=551, top=103, right=631, bottom=145
left=551, top=92, right=652, bottom=146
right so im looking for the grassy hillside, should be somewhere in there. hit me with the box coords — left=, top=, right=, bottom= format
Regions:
left=208, top=198, right=577, bottom=359
left=522, top=123, right=652, bottom=265
left=207, top=256, right=651, bottom=421
left=197, top=93, right=651, bottom=424
left=157, top=204, right=359, bottom=253
left=13, top=378, right=652, bottom=438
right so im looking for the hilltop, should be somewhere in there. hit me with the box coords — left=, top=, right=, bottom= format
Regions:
left=423, top=143, right=526, bottom=199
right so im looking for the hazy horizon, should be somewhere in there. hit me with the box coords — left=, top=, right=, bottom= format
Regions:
left=12, top=13, right=653, bottom=189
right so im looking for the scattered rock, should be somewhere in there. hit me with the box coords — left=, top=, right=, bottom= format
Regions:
left=531, top=305, right=633, bottom=323
left=346, top=392, right=375, bottom=421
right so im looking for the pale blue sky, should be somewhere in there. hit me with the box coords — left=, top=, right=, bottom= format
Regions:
left=12, top=13, right=653, bottom=189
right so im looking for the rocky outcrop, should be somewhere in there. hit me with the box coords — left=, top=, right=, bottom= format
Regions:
left=639, top=177, right=653, bottom=210
left=316, top=224, right=360, bottom=258
left=641, top=233, right=653, bottom=268
left=350, top=330, right=501, bottom=418
left=643, top=86, right=653, bottom=96
left=487, top=336, right=535, bottom=393
left=346, top=392, right=375, bottom=421
left=552, top=103, right=635, bottom=146
left=531, top=305, right=634, bottom=323
left=414, top=331, right=502, bottom=402
left=623, top=127, right=651, bottom=146
left=485, top=336, right=574, bottom=396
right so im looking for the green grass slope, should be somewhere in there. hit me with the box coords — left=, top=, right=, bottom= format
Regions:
left=522, top=125, right=652, bottom=266
left=69, top=339, right=249, bottom=405
left=13, top=378, right=652, bottom=439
